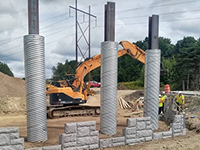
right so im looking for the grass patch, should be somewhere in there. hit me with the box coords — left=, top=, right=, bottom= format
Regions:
left=118, top=81, right=143, bottom=90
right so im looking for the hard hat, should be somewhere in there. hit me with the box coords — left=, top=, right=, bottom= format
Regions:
left=178, top=91, right=182, bottom=94
left=159, top=94, right=161, bottom=97
left=162, top=91, right=165, bottom=94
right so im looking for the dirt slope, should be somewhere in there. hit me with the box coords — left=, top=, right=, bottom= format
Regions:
left=0, top=72, right=26, bottom=97
left=0, top=72, right=26, bottom=115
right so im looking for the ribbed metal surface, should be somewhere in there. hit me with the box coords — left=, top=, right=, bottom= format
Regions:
left=100, top=41, right=118, bottom=135
left=144, top=49, right=161, bottom=130
left=24, top=34, right=47, bottom=142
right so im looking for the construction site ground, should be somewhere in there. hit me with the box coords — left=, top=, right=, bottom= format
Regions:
left=1, top=73, right=200, bottom=149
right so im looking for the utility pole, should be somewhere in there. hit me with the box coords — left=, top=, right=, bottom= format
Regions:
left=70, top=1, right=96, bottom=63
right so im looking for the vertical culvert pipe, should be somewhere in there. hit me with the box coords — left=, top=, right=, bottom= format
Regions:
left=100, top=41, right=118, bottom=135
left=144, top=49, right=161, bottom=130
left=24, top=34, right=47, bottom=142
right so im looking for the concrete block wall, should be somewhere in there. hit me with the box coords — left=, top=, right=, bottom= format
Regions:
left=0, top=115, right=186, bottom=150
left=0, top=127, right=24, bottom=150
left=171, top=114, right=186, bottom=137
left=123, top=117, right=153, bottom=145
left=59, top=121, right=99, bottom=150
left=99, top=137, right=125, bottom=148
left=153, top=114, right=186, bottom=140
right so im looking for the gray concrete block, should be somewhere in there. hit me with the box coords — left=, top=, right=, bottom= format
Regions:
left=10, top=145, right=24, bottom=150
left=112, top=142, right=125, bottom=147
left=90, top=131, right=99, bottom=136
left=0, top=127, right=18, bottom=134
left=10, top=132, right=19, bottom=139
left=62, top=142, right=76, bottom=148
left=172, top=123, right=182, bottom=130
left=182, top=128, right=186, bottom=135
left=153, top=132, right=163, bottom=140
left=173, top=115, right=182, bottom=123
left=162, top=131, right=172, bottom=137
left=173, top=129, right=181, bottom=133
left=0, top=134, right=10, bottom=146
left=77, top=121, right=95, bottom=127
left=64, top=123, right=77, bottom=134
left=124, top=127, right=136, bottom=135
left=99, top=138, right=112, bottom=148
left=76, top=145, right=89, bottom=150
left=145, top=136, right=152, bottom=141
left=42, top=145, right=61, bottom=150
left=89, top=126, right=96, bottom=131
left=88, top=144, right=99, bottom=149
left=77, top=127, right=90, bottom=137
left=77, top=136, right=98, bottom=146
left=126, top=118, right=136, bottom=127
left=112, top=137, right=125, bottom=143
left=137, top=117, right=150, bottom=122
left=146, top=121, right=152, bottom=130
left=137, top=130, right=152, bottom=138
left=126, top=138, right=136, bottom=145
left=63, top=147, right=77, bottom=150
left=126, top=134, right=136, bottom=139
left=10, top=138, right=24, bottom=145
left=25, top=147, right=42, bottom=150
left=173, top=132, right=181, bottom=137
left=126, top=138, right=145, bottom=145
left=163, top=136, right=172, bottom=139
left=60, top=133, right=76, bottom=144
left=136, top=121, right=146, bottom=130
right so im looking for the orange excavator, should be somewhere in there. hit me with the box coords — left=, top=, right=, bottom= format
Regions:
left=47, top=41, right=145, bottom=118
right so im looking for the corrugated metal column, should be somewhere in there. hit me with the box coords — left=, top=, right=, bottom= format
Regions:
left=100, top=2, right=118, bottom=135
left=144, top=15, right=161, bottom=130
left=24, top=0, right=47, bottom=142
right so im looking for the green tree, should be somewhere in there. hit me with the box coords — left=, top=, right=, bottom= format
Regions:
left=173, top=37, right=200, bottom=90
left=0, top=62, right=14, bottom=77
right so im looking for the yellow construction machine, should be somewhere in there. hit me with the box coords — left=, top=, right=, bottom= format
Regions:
left=47, top=41, right=145, bottom=118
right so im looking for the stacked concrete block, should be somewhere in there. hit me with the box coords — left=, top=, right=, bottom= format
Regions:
left=0, top=127, right=24, bottom=150
left=153, top=130, right=172, bottom=140
left=171, top=115, right=186, bottom=137
left=123, top=117, right=153, bottom=145
left=60, top=121, right=99, bottom=150
left=99, top=137, right=125, bottom=148
left=26, top=145, right=61, bottom=150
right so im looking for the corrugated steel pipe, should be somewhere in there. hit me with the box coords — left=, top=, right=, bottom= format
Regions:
left=144, top=49, right=161, bottom=130
left=24, top=34, right=47, bottom=142
left=100, top=41, right=118, bottom=135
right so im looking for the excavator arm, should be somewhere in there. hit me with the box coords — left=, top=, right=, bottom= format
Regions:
left=72, top=41, right=145, bottom=99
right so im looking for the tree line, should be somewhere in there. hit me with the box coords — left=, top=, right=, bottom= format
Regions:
left=51, top=36, right=200, bottom=91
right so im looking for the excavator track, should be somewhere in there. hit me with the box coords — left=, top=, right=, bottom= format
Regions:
left=47, top=105, right=100, bottom=119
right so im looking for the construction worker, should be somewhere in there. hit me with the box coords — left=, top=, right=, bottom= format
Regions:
left=175, top=91, right=185, bottom=112
left=161, top=92, right=167, bottom=110
left=159, top=94, right=164, bottom=115
left=161, top=92, right=167, bottom=101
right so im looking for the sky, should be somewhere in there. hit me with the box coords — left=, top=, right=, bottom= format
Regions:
left=0, top=0, right=200, bottom=78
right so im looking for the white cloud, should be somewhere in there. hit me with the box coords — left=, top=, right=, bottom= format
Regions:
left=0, top=0, right=200, bottom=78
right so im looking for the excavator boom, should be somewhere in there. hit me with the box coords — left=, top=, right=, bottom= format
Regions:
left=47, top=41, right=145, bottom=118
left=72, top=41, right=145, bottom=94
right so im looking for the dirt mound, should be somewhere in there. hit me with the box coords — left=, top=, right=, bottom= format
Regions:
left=0, top=72, right=26, bottom=97
left=0, top=97, right=26, bottom=115
left=123, top=90, right=144, bottom=101
left=118, top=84, right=128, bottom=90
left=0, top=72, right=26, bottom=115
